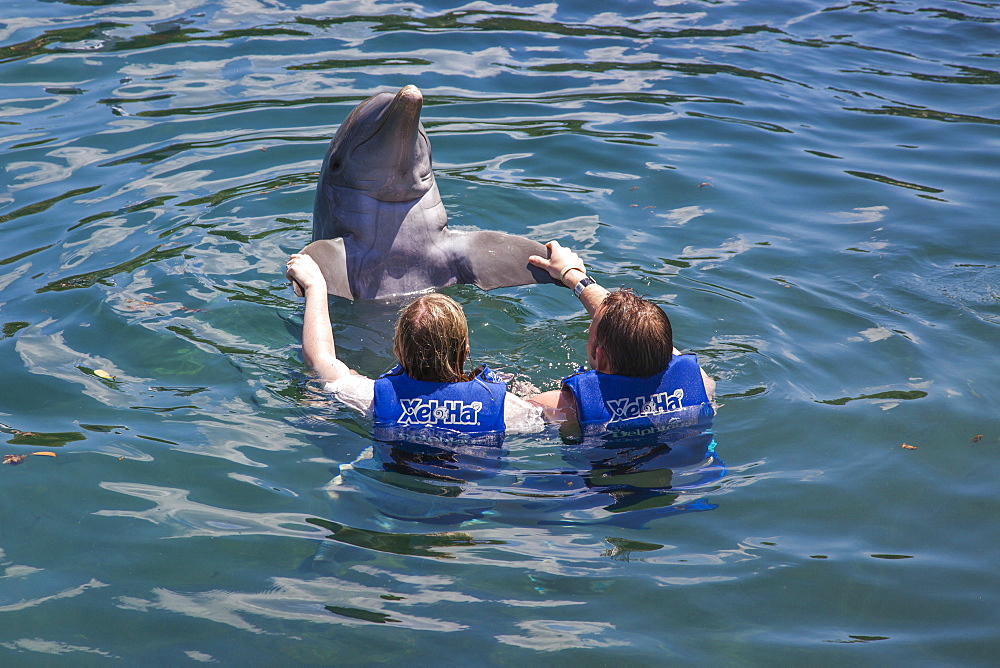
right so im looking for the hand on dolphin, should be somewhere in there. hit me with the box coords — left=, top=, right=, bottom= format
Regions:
left=285, top=253, right=326, bottom=297
left=528, top=241, right=587, bottom=284
left=299, top=84, right=560, bottom=300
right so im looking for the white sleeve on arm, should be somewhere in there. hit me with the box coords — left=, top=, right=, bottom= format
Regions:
left=504, top=392, right=545, bottom=434
left=325, top=375, right=375, bottom=418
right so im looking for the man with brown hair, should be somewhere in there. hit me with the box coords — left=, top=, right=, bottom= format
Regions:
left=526, top=241, right=715, bottom=437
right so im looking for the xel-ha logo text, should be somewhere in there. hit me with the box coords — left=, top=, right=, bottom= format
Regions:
left=399, top=399, right=484, bottom=426
left=606, top=388, right=684, bottom=422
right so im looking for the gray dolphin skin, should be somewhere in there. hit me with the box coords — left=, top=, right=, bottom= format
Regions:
left=299, top=85, right=558, bottom=300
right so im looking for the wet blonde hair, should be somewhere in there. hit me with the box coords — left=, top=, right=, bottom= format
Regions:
left=393, top=293, right=470, bottom=382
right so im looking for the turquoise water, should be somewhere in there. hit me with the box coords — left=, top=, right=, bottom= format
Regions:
left=2, top=0, right=999, bottom=664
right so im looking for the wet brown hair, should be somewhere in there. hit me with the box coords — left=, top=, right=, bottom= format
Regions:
left=393, top=293, right=470, bottom=382
left=593, top=289, right=673, bottom=377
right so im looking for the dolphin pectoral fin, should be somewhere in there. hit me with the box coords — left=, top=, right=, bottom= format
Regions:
left=300, top=239, right=354, bottom=300
left=456, top=231, right=563, bottom=291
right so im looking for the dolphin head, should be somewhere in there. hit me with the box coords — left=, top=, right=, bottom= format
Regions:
left=304, top=85, right=558, bottom=299
left=320, top=85, right=433, bottom=204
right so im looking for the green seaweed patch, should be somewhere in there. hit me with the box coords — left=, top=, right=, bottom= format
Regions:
left=6, top=430, right=85, bottom=447
left=306, top=517, right=505, bottom=559
left=870, top=554, right=914, bottom=560
left=324, top=605, right=400, bottom=624
left=38, top=243, right=190, bottom=293
left=817, top=390, right=927, bottom=406
left=719, top=386, right=766, bottom=399
left=1, top=322, right=30, bottom=339
left=79, top=424, right=128, bottom=433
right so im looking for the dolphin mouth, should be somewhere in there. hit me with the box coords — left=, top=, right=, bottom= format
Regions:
left=362, top=85, right=424, bottom=154
left=390, top=85, right=422, bottom=120
left=354, top=85, right=432, bottom=201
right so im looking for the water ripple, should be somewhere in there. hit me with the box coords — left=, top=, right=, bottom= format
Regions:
left=1, top=0, right=998, bottom=661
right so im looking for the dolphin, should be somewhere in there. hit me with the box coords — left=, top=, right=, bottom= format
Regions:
left=298, top=85, right=558, bottom=300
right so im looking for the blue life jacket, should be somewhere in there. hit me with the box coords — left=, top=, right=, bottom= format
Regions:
left=561, top=354, right=715, bottom=439
left=372, top=364, right=507, bottom=446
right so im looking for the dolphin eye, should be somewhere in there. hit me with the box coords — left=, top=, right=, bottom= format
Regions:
left=328, top=157, right=342, bottom=172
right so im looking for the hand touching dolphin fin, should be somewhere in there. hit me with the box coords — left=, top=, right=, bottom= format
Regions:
left=300, top=239, right=355, bottom=300
left=455, top=231, right=562, bottom=291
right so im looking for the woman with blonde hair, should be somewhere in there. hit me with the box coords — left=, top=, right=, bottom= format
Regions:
left=285, top=253, right=543, bottom=441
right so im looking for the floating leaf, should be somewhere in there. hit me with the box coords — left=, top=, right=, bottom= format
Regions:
left=972, top=434, right=983, bottom=443
left=3, top=452, right=57, bottom=465
left=901, top=443, right=917, bottom=450
left=77, top=365, right=121, bottom=384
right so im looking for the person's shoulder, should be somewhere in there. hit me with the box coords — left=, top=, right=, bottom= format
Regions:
left=669, top=352, right=715, bottom=401
left=560, top=366, right=593, bottom=387
left=473, top=364, right=508, bottom=386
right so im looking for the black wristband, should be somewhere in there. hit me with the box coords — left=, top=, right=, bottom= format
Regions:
left=573, top=276, right=595, bottom=298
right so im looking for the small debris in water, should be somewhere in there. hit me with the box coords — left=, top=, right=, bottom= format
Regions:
left=972, top=434, right=983, bottom=443
left=3, top=452, right=56, bottom=465
left=901, top=443, right=917, bottom=450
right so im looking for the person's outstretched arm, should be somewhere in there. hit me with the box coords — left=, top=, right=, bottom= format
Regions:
left=524, top=241, right=605, bottom=421
left=286, top=253, right=359, bottom=384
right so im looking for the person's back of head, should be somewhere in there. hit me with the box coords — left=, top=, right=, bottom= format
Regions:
left=594, top=289, right=673, bottom=377
left=394, top=293, right=470, bottom=382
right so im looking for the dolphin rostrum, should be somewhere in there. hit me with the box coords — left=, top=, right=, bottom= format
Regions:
left=298, top=85, right=558, bottom=300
